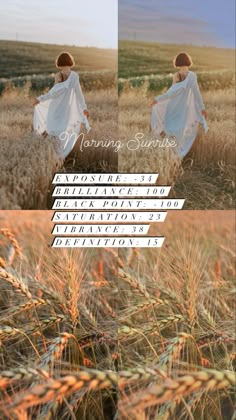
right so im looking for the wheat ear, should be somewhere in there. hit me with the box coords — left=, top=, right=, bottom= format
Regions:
left=0, top=268, right=32, bottom=299
left=123, top=369, right=236, bottom=411
left=0, top=367, right=49, bottom=389
left=9, top=369, right=118, bottom=410
left=118, top=269, right=150, bottom=299
left=40, top=333, right=75, bottom=367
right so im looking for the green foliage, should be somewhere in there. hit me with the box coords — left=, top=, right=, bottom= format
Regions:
left=118, top=70, right=235, bottom=95
left=0, top=70, right=117, bottom=95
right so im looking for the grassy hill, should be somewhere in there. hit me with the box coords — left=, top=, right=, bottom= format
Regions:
left=0, top=40, right=117, bottom=78
left=119, top=40, right=235, bottom=78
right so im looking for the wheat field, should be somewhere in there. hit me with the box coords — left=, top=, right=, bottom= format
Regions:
left=0, top=40, right=117, bottom=78
left=0, top=86, right=118, bottom=210
left=118, top=41, right=235, bottom=78
left=118, top=86, right=235, bottom=209
left=0, top=210, right=235, bottom=419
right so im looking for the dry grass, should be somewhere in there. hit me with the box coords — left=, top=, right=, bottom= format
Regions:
left=0, top=210, right=235, bottom=419
left=118, top=88, right=182, bottom=186
left=0, top=87, right=118, bottom=210
left=118, top=87, right=235, bottom=208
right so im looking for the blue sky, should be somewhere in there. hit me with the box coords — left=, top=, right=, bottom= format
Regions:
left=119, top=0, right=235, bottom=48
left=0, top=0, right=118, bottom=48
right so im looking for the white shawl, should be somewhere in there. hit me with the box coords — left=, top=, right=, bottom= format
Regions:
left=33, top=71, right=91, bottom=158
left=151, top=71, right=208, bottom=158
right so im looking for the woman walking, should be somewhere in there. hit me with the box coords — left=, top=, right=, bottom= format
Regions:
left=151, top=52, right=208, bottom=158
left=33, top=52, right=90, bottom=158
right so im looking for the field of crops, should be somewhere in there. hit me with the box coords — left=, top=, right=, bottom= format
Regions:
left=118, top=42, right=235, bottom=209
left=0, top=39, right=118, bottom=210
left=0, top=86, right=118, bottom=210
left=0, top=210, right=235, bottom=419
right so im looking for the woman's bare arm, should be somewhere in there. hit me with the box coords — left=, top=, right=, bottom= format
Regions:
left=54, top=72, right=62, bottom=85
left=172, top=73, right=179, bottom=85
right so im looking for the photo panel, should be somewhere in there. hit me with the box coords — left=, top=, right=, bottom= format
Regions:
left=118, top=210, right=235, bottom=418
left=0, top=0, right=235, bottom=419
left=0, top=0, right=118, bottom=210
left=0, top=211, right=118, bottom=418
left=118, top=0, right=235, bottom=210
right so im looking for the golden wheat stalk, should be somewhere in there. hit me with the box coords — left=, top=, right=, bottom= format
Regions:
left=8, top=370, right=118, bottom=410
left=80, top=304, right=97, bottom=326
left=1, top=298, right=49, bottom=321
left=36, top=283, right=68, bottom=312
left=119, top=316, right=184, bottom=340
left=0, top=268, right=32, bottom=299
left=118, top=269, right=150, bottom=299
left=120, top=297, right=168, bottom=320
left=0, top=367, right=49, bottom=389
left=78, top=332, right=106, bottom=349
left=158, top=315, right=184, bottom=330
left=0, top=325, right=22, bottom=340
left=122, top=369, right=236, bottom=411
left=0, top=257, right=6, bottom=269
left=0, top=315, right=66, bottom=341
left=0, top=228, right=22, bottom=265
left=25, top=315, right=66, bottom=335
left=119, top=323, right=159, bottom=339
left=119, top=367, right=167, bottom=388
left=158, top=333, right=194, bottom=367
left=40, top=333, right=75, bottom=367
left=99, top=296, right=116, bottom=318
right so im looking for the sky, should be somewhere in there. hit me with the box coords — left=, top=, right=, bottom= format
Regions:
left=119, top=0, right=235, bottom=48
left=0, top=0, right=118, bottom=48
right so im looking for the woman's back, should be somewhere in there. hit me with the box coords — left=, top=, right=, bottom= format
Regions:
left=55, top=71, right=71, bottom=84
left=173, top=71, right=189, bottom=84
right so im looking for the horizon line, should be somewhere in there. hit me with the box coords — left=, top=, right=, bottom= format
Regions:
left=118, top=38, right=236, bottom=51
left=0, top=38, right=118, bottom=50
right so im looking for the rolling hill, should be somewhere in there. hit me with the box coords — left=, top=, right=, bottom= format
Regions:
left=119, top=40, right=235, bottom=78
left=0, top=40, right=117, bottom=78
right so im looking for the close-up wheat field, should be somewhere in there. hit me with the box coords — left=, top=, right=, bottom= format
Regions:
left=0, top=210, right=235, bottom=419
left=118, top=210, right=235, bottom=419
left=0, top=211, right=118, bottom=419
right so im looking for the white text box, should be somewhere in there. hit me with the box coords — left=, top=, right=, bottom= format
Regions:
left=52, top=199, right=185, bottom=210
left=52, top=236, right=165, bottom=248
left=52, top=224, right=150, bottom=236
left=52, top=211, right=167, bottom=223
left=52, top=173, right=159, bottom=185
left=52, top=186, right=171, bottom=197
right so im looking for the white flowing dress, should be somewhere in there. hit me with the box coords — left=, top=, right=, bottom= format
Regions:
left=151, top=71, right=208, bottom=158
left=33, top=71, right=91, bottom=158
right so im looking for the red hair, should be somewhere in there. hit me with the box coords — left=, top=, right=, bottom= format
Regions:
left=174, top=52, right=193, bottom=67
left=56, top=52, right=75, bottom=68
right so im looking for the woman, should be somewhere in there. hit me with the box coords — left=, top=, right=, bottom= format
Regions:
left=33, top=52, right=90, bottom=158
left=151, top=52, right=208, bottom=158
